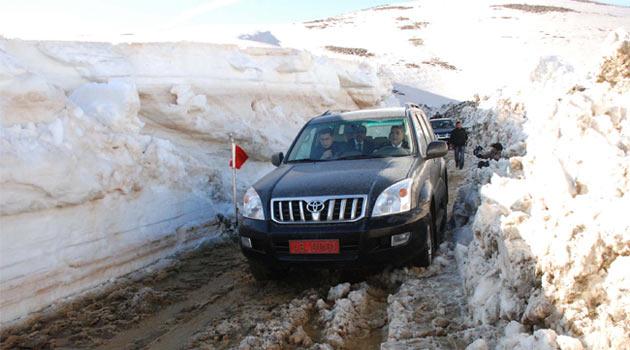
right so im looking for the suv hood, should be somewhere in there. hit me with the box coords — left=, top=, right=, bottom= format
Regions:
left=255, top=157, right=415, bottom=200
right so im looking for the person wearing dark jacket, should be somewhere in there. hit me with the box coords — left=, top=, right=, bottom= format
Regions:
left=347, top=125, right=376, bottom=155
left=310, top=128, right=348, bottom=160
left=450, top=121, right=468, bottom=169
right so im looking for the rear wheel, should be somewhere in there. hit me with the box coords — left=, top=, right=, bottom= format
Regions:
left=438, top=199, right=448, bottom=243
left=412, top=213, right=434, bottom=267
left=247, top=260, right=285, bottom=281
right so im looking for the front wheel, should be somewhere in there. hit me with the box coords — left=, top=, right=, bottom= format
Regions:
left=412, top=213, right=434, bottom=267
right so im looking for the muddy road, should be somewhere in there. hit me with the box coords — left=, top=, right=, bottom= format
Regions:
left=1, top=159, right=477, bottom=350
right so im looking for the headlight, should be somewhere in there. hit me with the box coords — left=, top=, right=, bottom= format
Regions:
left=243, top=187, right=264, bottom=220
left=372, top=179, right=413, bottom=217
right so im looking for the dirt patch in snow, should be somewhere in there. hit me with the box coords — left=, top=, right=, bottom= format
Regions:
left=400, top=22, right=429, bottom=30
left=325, top=46, right=375, bottom=57
left=409, top=38, right=424, bottom=46
left=570, top=0, right=618, bottom=7
left=597, top=39, right=629, bottom=88
left=304, top=17, right=354, bottom=30
left=492, top=4, right=577, bottom=13
left=423, top=58, right=458, bottom=71
left=374, top=6, right=414, bottom=11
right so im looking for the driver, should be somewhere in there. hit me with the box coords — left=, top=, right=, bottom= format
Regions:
left=310, top=128, right=347, bottom=160
left=388, top=125, right=409, bottom=149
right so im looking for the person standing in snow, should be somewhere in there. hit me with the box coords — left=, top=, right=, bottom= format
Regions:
left=450, top=121, right=468, bottom=169
left=474, top=142, right=503, bottom=168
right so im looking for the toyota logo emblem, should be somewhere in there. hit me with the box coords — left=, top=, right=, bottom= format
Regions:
left=306, top=200, right=325, bottom=213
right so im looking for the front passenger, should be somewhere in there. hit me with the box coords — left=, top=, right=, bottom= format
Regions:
left=388, top=125, right=409, bottom=149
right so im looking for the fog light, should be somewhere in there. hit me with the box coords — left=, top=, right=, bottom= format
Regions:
left=241, top=236, right=252, bottom=249
left=391, top=232, right=411, bottom=247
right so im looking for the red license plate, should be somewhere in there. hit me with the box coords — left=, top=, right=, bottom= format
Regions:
left=289, top=239, right=340, bottom=254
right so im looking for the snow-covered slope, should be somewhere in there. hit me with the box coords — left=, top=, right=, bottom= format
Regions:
left=89, top=0, right=626, bottom=106
left=0, top=40, right=391, bottom=325
left=277, top=0, right=630, bottom=105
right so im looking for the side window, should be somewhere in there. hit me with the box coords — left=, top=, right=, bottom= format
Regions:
left=412, top=112, right=428, bottom=154
left=293, top=127, right=317, bottom=160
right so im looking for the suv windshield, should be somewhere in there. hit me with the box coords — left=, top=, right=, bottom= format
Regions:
left=430, top=119, right=454, bottom=130
left=286, top=117, right=415, bottom=162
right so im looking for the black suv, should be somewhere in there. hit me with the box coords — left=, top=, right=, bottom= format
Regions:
left=238, top=104, right=449, bottom=280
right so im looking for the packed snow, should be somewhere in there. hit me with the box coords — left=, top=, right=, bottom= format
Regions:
left=0, top=39, right=391, bottom=325
left=452, top=30, right=629, bottom=349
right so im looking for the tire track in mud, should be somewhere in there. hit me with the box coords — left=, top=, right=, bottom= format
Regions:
left=0, top=234, right=247, bottom=350
left=97, top=268, right=241, bottom=350
left=381, top=251, right=474, bottom=349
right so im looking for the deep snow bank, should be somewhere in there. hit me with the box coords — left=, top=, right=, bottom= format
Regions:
left=0, top=39, right=392, bottom=325
left=454, top=30, right=629, bottom=349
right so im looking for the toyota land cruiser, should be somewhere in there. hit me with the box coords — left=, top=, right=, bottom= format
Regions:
left=238, top=104, right=449, bottom=280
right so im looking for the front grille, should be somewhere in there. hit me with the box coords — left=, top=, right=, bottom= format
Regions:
left=271, top=195, right=367, bottom=224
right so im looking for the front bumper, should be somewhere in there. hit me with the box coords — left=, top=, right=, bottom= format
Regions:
left=436, top=134, right=450, bottom=142
left=238, top=204, right=430, bottom=269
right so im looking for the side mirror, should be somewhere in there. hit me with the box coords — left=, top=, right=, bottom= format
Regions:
left=271, top=152, right=284, bottom=167
left=426, top=141, right=448, bottom=159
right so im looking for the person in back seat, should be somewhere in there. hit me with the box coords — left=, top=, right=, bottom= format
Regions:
left=347, top=125, right=376, bottom=154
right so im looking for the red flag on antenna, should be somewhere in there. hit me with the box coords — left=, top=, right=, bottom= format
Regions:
left=229, top=144, right=249, bottom=169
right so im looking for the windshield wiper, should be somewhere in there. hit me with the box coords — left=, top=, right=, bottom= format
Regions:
left=335, top=154, right=384, bottom=160
left=286, top=158, right=320, bottom=163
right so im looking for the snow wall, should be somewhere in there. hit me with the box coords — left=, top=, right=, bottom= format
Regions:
left=0, top=39, right=392, bottom=326
left=453, top=30, right=629, bottom=349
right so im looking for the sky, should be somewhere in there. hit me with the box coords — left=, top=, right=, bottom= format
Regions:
left=0, top=0, right=391, bottom=36
left=0, top=0, right=628, bottom=40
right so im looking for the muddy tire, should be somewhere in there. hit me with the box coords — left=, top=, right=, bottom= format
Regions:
left=412, top=213, right=434, bottom=267
left=247, top=260, right=285, bottom=281
left=439, top=205, right=448, bottom=243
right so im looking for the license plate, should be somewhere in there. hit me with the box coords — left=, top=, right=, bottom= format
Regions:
left=289, top=239, right=340, bottom=254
